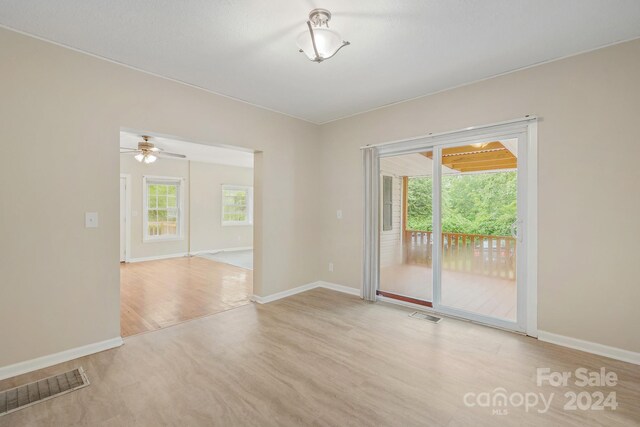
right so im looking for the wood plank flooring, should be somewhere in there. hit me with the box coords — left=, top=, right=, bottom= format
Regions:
left=1, top=288, right=638, bottom=426
left=120, top=256, right=252, bottom=337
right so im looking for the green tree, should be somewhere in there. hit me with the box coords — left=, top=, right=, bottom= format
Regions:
left=407, top=171, right=517, bottom=236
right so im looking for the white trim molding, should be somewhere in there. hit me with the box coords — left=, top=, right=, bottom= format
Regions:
left=318, top=281, right=362, bottom=297
left=0, top=337, right=124, bottom=381
left=120, top=174, right=132, bottom=263
left=251, top=281, right=360, bottom=304
left=525, top=120, right=538, bottom=338
left=189, top=246, right=253, bottom=255
left=127, top=248, right=253, bottom=263
left=538, top=331, right=640, bottom=365
left=128, top=252, right=190, bottom=263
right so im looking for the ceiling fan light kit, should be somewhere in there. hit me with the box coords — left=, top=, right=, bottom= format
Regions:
left=120, top=135, right=186, bottom=164
left=135, top=152, right=157, bottom=163
left=297, top=9, right=349, bottom=63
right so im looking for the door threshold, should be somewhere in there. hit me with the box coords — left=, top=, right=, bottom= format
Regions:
left=378, top=295, right=527, bottom=336
left=376, top=290, right=433, bottom=307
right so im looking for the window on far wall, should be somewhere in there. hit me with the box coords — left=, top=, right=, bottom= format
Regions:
left=222, top=185, right=253, bottom=226
left=143, top=177, right=183, bottom=241
left=382, top=176, right=393, bottom=231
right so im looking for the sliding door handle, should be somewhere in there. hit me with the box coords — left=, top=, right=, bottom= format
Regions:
left=511, top=219, right=523, bottom=242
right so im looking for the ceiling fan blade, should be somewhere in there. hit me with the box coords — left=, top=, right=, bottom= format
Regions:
left=159, top=152, right=186, bottom=158
left=120, top=148, right=140, bottom=153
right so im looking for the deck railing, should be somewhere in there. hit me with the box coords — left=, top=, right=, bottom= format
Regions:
left=148, top=222, right=177, bottom=236
left=403, top=230, right=516, bottom=280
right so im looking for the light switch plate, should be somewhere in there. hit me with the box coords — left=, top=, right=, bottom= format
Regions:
left=336, top=210, right=343, bottom=219
left=85, top=212, right=98, bottom=228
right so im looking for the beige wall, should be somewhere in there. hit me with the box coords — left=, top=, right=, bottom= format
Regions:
left=190, top=161, right=253, bottom=253
left=0, top=28, right=321, bottom=368
left=319, top=39, right=640, bottom=353
left=1, top=25, right=639, bottom=369
left=120, top=156, right=253, bottom=260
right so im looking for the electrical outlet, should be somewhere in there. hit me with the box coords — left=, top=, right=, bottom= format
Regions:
left=336, top=210, right=343, bottom=219
left=85, top=212, right=98, bottom=228
left=328, top=262, right=334, bottom=272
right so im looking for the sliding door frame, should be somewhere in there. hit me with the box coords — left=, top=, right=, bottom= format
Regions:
left=431, top=131, right=527, bottom=333
left=365, top=117, right=538, bottom=337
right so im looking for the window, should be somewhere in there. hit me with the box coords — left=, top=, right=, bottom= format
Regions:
left=382, top=176, right=393, bottom=231
left=222, top=185, right=253, bottom=226
left=143, top=176, right=183, bottom=241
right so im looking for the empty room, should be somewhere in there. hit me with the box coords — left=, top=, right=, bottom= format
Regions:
left=1, top=1, right=639, bottom=426
left=119, top=131, right=254, bottom=336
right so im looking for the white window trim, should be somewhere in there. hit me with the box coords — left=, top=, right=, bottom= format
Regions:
left=221, top=185, right=253, bottom=227
left=143, top=175, right=185, bottom=242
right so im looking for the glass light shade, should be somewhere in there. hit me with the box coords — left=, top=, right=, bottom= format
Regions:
left=143, top=154, right=157, bottom=164
left=471, top=142, right=489, bottom=149
left=134, top=153, right=145, bottom=162
left=297, top=27, right=343, bottom=61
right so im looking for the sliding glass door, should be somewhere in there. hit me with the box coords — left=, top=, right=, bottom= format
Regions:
left=378, top=150, right=434, bottom=305
left=374, top=123, right=531, bottom=332
left=434, top=133, right=527, bottom=331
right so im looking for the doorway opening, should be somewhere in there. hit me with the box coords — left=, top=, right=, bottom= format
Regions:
left=365, top=118, right=537, bottom=334
left=119, top=131, right=255, bottom=337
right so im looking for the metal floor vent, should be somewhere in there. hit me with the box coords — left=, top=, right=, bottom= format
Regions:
left=0, top=367, right=89, bottom=416
left=409, top=311, right=442, bottom=323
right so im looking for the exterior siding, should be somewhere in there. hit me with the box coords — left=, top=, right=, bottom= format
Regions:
left=380, top=175, right=402, bottom=267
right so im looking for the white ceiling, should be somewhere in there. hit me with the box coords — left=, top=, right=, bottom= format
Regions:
left=2, top=1, right=640, bottom=123
left=120, top=132, right=254, bottom=168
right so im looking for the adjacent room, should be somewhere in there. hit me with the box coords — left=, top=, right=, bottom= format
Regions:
left=119, top=132, right=254, bottom=336
left=1, top=1, right=640, bottom=426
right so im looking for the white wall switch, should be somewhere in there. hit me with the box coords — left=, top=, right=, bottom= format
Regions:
left=328, top=262, right=334, bottom=272
left=85, top=212, right=99, bottom=228
left=336, top=210, right=343, bottom=219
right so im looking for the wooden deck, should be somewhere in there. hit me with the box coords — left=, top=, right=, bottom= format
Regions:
left=404, top=230, right=517, bottom=280
left=120, top=256, right=252, bottom=337
left=380, top=263, right=516, bottom=320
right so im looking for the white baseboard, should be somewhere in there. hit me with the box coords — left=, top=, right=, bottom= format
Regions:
left=251, top=281, right=360, bottom=304
left=0, top=337, right=124, bottom=381
left=127, top=247, right=253, bottom=263
left=190, top=246, right=252, bottom=255
left=127, top=253, right=189, bottom=263
left=316, top=281, right=361, bottom=297
left=538, top=331, right=640, bottom=365
left=251, top=283, right=317, bottom=304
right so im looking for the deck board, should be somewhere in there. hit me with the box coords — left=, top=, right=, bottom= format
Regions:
left=380, top=263, right=516, bottom=320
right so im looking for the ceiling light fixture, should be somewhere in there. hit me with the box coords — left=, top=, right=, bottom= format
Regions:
left=143, top=153, right=157, bottom=164
left=121, top=135, right=186, bottom=164
left=297, top=9, right=350, bottom=63
left=134, top=152, right=157, bottom=163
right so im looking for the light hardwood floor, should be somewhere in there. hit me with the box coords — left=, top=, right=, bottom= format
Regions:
left=120, top=256, right=252, bottom=337
left=1, top=288, right=638, bottom=426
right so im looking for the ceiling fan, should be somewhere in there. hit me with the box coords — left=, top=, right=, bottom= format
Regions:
left=120, top=136, right=186, bottom=164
